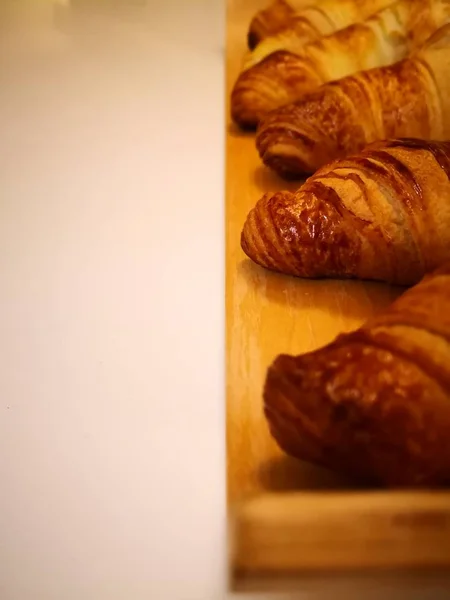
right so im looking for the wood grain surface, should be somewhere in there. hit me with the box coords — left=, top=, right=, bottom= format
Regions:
left=226, top=2, right=450, bottom=590
left=225, top=0, right=401, bottom=505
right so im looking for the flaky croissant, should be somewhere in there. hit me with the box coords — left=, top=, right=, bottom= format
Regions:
left=241, top=138, right=450, bottom=286
left=257, top=25, right=450, bottom=177
left=247, top=0, right=299, bottom=49
left=232, top=0, right=450, bottom=129
left=244, top=0, right=395, bottom=71
left=264, top=263, right=450, bottom=487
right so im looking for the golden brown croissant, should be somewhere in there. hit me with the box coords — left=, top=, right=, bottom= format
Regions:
left=244, top=0, right=395, bottom=71
left=264, top=263, right=450, bottom=487
left=232, top=0, right=450, bottom=129
left=247, top=0, right=298, bottom=49
left=257, top=25, right=450, bottom=177
left=241, top=138, right=450, bottom=285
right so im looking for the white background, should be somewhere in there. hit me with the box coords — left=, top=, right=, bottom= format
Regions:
left=1, top=1, right=450, bottom=599
left=0, top=1, right=225, bottom=598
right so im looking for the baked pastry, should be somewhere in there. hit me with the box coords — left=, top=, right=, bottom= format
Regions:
left=244, top=0, right=395, bottom=71
left=241, top=138, right=450, bottom=285
left=264, top=263, right=450, bottom=486
left=232, top=0, right=450, bottom=129
left=247, top=0, right=298, bottom=49
left=257, top=24, right=450, bottom=176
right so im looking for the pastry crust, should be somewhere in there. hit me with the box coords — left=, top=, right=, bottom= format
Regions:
left=247, top=0, right=298, bottom=49
left=241, top=138, right=450, bottom=285
left=232, top=0, right=450, bottom=129
left=264, top=263, right=450, bottom=487
left=257, top=25, right=450, bottom=176
left=244, top=0, right=395, bottom=70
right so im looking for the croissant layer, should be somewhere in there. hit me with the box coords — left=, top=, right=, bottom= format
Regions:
left=233, top=0, right=450, bottom=129
left=241, top=139, right=450, bottom=285
left=245, top=0, right=396, bottom=70
left=264, top=264, right=450, bottom=486
left=247, top=0, right=297, bottom=49
left=257, top=25, right=450, bottom=175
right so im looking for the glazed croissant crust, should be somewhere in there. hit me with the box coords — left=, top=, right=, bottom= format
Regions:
left=232, top=0, right=450, bottom=129
left=257, top=24, right=450, bottom=176
left=241, top=138, right=450, bottom=286
left=244, top=0, right=395, bottom=70
left=264, top=263, right=450, bottom=486
left=247, top=0, right=298, bottom=49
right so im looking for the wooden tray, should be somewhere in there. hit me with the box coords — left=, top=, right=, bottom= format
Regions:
left=226, top=0, right=450, bottom=592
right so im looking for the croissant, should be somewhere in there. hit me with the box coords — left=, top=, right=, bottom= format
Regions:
left=247, top=0, right=299, bottom=49
left=232, top=0, right=450, bottom=129
left=264, top=263, right=450, bottom=487
left=244, top=0, right=395, bottom=71
left=257, top=25, right=450, bottom=177
left=241, top=138, right=450, bottom=286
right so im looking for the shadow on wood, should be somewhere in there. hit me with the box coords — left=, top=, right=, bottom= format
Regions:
left=252, top=163, right=303, bottom=194
left=227, top=121, right=256, bottom=138
left=238, top=258, right=404, bottom=323
left=257, top=454, right=370, bottom=492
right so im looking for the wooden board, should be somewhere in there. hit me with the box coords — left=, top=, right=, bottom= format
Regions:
left=225, top=0, right=450, bottom=591
left=225, top=0, right=401, bottom=506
